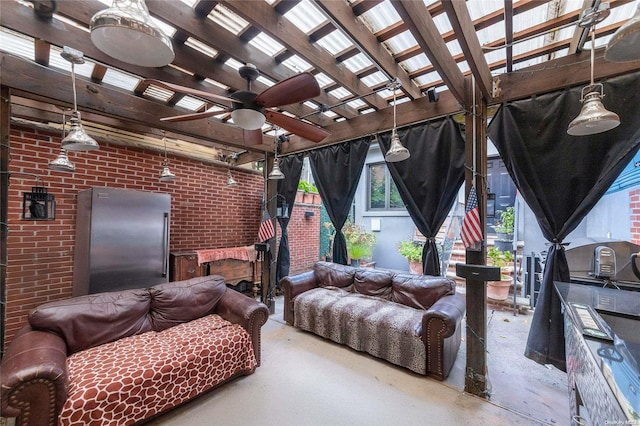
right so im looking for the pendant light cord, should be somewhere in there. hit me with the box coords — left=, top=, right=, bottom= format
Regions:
left=71, top=62, right=78, bottom=112
left=590, top=25, right=595, bottom=88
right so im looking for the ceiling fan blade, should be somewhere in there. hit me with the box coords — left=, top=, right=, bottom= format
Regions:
left=144, top=79, right=236, bottom=104
left=159, top=110, right=228, bottom=123
left=243, top=129, right=263, bottom=146
left=255, top=73, right=320, bottom=108
left=266, top=110, right=329, bottom=143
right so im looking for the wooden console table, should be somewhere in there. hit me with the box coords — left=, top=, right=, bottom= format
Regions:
left=170, top=246, right=261, bottom=297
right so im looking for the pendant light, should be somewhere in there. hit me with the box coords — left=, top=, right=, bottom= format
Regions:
left=90, top=0, right=174, bottom=68
left=49, top=109, right=75, bottom=172
left=605, top=2, right=640, bottom=62
left=385, top=79, right=410, bottom=162
left=268, top=128, right=285, bottom=180
left=567, top=10, right=620, bottom=136
left=227, top=169, right=237, bottom=186
left=60, top=47, right=100, bottom=151
left=159, top=133, right=176, bottom=182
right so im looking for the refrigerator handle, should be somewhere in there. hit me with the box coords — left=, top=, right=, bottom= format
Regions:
left=162, top=212, right=169, bottom=278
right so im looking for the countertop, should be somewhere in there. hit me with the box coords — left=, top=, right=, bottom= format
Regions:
left=554, top=281, right=640, bottom=420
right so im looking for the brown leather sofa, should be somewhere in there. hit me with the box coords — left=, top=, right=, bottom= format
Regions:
left=0, top=276, right=269, bottom=426
left=281, top=262, right=466, bottom=381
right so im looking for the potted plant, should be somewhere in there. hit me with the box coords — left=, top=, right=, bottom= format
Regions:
left=398, top=239, right=424, bottom=274
left=486, top=246, right=514, bottom=300
left=298, top=181, right=319, bottom=204
left=343, top=222, right=376, bottom=267
left=494, top=206, right=514, bottom=251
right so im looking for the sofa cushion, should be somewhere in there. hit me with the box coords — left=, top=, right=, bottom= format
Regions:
left=149, top=276, right=227, bottom=331
left=59, top=314, right=256, bottom=425
left=391, top=274, right=455, bottom=310
left=313, top=261, right=355, bottom=289
left=29, top=289, right=153, bottom=354
left=353, top=268, right=393, bottom=299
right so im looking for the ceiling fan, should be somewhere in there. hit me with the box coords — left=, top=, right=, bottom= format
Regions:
left=145, top=64, right=329, bottom=145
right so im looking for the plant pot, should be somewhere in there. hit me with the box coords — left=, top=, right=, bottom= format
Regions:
left=409, top=260, right=423, bottom=275
left=487, top=278, right=513, bottom=301
left=351, top=259, right=360, bottom=267
left=325, top=256, right=332, bottom=262
left=312, top=193, right=321, bottom=204
left=495, top=239, right=513, bottom=252
left=295, top=191, right=304, bottom=204
left=303, top=193, right=314, bottom=204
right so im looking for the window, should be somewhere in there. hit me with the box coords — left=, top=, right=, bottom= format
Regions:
left=368, top=163, right=403, bottom=210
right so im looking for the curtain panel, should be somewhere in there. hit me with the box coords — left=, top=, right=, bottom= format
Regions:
left=488, top=71, right=640, bottom=371
left=276, top=153, right=305, bottom=284
left=309, top=137, right=372, bottom=265
left=378, top=117, right=465, bottom=275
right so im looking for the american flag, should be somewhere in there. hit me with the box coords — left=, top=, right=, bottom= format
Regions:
left=460, top=187, right=483, bottom=248
left=258, top=208, right=275, bottom=242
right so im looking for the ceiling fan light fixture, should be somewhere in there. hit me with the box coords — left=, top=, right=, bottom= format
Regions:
left=385, top=129, right=410, bottom=162
left=567, top=87, right=620, bottom=136
left=605, top=3, right=640, bottom=62
left=90, top=0, right=174, bottom=67
left=231, top=108, right=266, bottom=130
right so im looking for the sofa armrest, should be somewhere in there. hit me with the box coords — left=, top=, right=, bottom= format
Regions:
left=422, top=292, right=466, bottom=381
left=1, top=326, right=69, bottom=425
left=214, top=289, right=269, bottom=366
left=280, top=271, right=318, bottom=325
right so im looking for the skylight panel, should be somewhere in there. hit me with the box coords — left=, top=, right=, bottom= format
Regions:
left=513, top=4, right=547, bottom=33
left=465, top=0, right=503, bottom=21
left=316, top=30, right=353, bottom=55
left=385, top=31, right=418, bottom=55
left=414, top=71, right=441, bottom=87
left=102, top=68, right=141, bottom=92
left=49, top=46, right=95, bottom=78
left=400, top=53, right=430, bottom=73
left=0, top=28, right=34, bottom=61
left=180, top=0, right=198, bottom=7
left=394, top=97, right=410, bottom=105
left=53, top=13, right=90, bottom=33
left=204, top=78, right=230, bottom=90
left=224, top=57, right=244, bottom=71
left=282, top=55, right=313, bottom=72
left=431, top=11, right=453, bottom=34
left=457, top=61, right=470, bottom=74
left=361, top=72, right=387, bottom=88
left=483, top=49, right=505, bottom=67
left=175, top=96, right=206, bottom=111
left=208, top=4, right=249, bottom=35
left=327, top=87, right=353, bottom=100
left=377, top=88, right=394, bottom=99
left=185, top=37, right=218, bottom=58
left=512, top=35, right=544, bottom=57
left=257, top=75, right=275, bottom=87
left=249, top=32, right=284, bottom=57
left=304, top=101, right=319, bottom=110
left=359, top=2, right=401, bottom=33
left=361, top=108, right=375, bottom=115
left=284, top=0, right=327, bottom=34
left=323, top=110, right=338, bottom=119
left=314, top=73, right=334, bottom=88
left=347, top=99, right=367, bottom=109
left=144, top=85, right=173, bottom=102
left=343, top=53, right=373, bottom=73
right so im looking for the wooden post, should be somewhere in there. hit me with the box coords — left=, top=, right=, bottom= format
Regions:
left=463, top=76, right=490, bottom=398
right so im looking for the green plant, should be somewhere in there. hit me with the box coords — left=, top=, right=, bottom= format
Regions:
left=487, top=246, right=514, bottom=279
left=343, top=222, right=376, bottom=260
left=494, top=206, right=515, bottom=235
left=397, top=239, right=424, bottom=262
left=298, top=180, right=318, bottom=194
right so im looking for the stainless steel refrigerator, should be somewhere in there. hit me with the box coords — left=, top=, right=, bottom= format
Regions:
left=73, top=187, right=171, bottom=295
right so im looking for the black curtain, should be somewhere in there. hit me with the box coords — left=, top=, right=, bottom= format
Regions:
left=309, top=137, right=372, bottom=264
left=276, top=153, right=304, bottom=283
left=488, top=71, right=640, bottom=371
left=379, top=118, right=465, bottom=275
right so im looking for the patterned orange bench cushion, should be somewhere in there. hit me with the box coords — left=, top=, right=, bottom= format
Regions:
left=59, top=314, right=256, bottom=425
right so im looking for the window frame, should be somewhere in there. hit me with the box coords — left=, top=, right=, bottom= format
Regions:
left=366, top=162, right=404, bottom=211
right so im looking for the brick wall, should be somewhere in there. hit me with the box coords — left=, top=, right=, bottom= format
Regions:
left=631, top=188, right=640, bottom=245
left=279, top=196, right=321, bottom=275
left=3, top=125, right=263, bottom=346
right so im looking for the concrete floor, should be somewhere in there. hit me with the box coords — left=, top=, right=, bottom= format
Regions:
left=150, top=295, right=569, bottom=426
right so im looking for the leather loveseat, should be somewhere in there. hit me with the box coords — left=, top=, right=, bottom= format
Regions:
left=281, top=262, right=466, bottom=380
left=0, top=276, right=269, bottom=426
